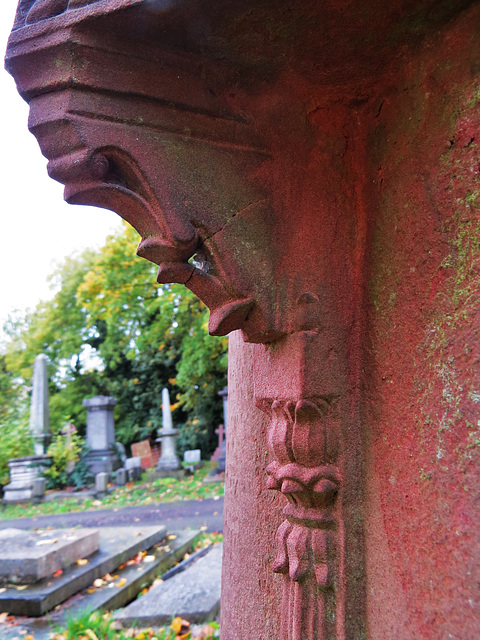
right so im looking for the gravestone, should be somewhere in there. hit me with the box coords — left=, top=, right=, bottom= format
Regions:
left=184, top=449, right=203, bottom=473
left=115, top=467, right=126, bottom=486
left=3, top=355, right=51, bottom=502
left=131, top=439, right=154, bottom=468
left=95, top=471, right=109, bottom=496
left=156, top=388, right=181, bottom=473
left=83, top=396, right=120, bottom=475
left=184, top=449, right=201, bottom=464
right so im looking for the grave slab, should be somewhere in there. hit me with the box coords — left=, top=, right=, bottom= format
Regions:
left=0, top=528, right=99, bottom=585
left=0, top=525, right=167, bottom=616
left=0, top=529, right=203, bottom=640
left=115, top=543, right=223, bottom=627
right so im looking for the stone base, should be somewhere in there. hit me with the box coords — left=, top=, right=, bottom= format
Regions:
left=203, top=471, right=225, bottom=484
left=84, top=448, right=120, bottom=475
left=3, top=455, right=51, bottom=503
left=154, top=468, right=186, bottom=479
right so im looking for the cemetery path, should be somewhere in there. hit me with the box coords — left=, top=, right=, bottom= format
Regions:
left=0, top=496, right=224, bottom=532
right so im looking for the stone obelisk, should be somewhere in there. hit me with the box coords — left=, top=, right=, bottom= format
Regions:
left=30, top=354, right=51, bottom=455
left=156, top=388, right=181, bottom=475
left=3, top=354, right=51, bottom=502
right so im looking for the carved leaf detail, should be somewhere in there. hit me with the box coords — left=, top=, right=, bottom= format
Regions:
left=286, top=526, right=311, bottom=582
left=273, top=520, right=292, bottom=575
left=292, top=400, right=326, bottom=467
left=311, top=529, right=330, bottom=587
left=268, top=401, right=295, bottom=464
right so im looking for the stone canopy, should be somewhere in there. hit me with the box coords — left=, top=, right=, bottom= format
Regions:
left=6, top=1, right=480, bottom=639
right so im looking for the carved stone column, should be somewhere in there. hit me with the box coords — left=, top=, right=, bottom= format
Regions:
left=6, top=1, right=480, bottom=638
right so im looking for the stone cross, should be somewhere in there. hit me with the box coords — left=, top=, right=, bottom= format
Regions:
left=211, top=424, right=225, bottom=462
left=29, top=354, right=51, bottom=455
left=156, top=388, right=180, bottom=471
left=216, top=387, right=228, bottom=473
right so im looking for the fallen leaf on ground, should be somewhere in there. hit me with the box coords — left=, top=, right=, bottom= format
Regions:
left=52, top=569, right=63, bottom=578
left=77, top=559, right=88, bottom=566
left=171, top=617, right=191, bottom=636
left=115, top=578, right=127, bottom=587
left=93, top=579, right=104, bottom=588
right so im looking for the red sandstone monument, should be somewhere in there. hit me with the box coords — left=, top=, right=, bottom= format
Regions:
left=5, top=1, right=480, bottom=638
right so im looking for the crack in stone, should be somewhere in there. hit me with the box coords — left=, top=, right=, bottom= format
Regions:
left=198, top=197, right=268, bottom=250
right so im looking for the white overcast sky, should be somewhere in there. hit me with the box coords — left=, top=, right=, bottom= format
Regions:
left=0, top=1, right=122, bottom=339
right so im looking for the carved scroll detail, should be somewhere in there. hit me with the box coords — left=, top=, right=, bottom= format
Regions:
left=257, top=397, right=342, bottom=640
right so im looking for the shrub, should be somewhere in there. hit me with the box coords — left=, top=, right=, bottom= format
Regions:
left=0, top=415, right=33, bottom=486
left=44, top=428, right=93, bottom=489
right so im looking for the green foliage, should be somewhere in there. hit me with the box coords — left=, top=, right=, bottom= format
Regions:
left=44, top=430, right=83, bottom=489
left=2, top=250, right=104, bottom=437
left=0, top=402, right=33, bottom=486
left=51, top=610, right=220, bottom=639
left=1, top=222, right=227, bottom=459
left=76, top=223, right=227, bottom=454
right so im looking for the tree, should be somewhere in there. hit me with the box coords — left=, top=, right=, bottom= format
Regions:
left=2, top=223, right=228, bottom=457
left=77, top=223, right=228, bottom=454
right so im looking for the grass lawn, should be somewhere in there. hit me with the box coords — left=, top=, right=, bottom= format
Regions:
left=48, top=610, right=220, bottom=640
left=0, top=463, right=224, bottom=521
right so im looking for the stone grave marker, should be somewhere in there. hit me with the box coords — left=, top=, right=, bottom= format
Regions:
left=184, top=449, right=201, bottom=464
left=3, top=354, right=52, bottom=502
left=184, top=449, right=203, bottom=472
left=156, top=388, right=181, bottom=474
left=83, top=396, right=120, bottom=475
left=131, top=439, right=154, bottom=468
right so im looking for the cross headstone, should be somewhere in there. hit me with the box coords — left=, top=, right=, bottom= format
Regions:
left=211, top=424, right=225, bottom=462
left=216, top=387, right=228, bottom=473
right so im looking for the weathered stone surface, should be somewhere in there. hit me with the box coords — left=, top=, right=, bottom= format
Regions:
left=6, top=2, right=480, bottom=639
left=0, top=528, right=99, bottom=585
left=115, top=543, right=222, bottom=627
